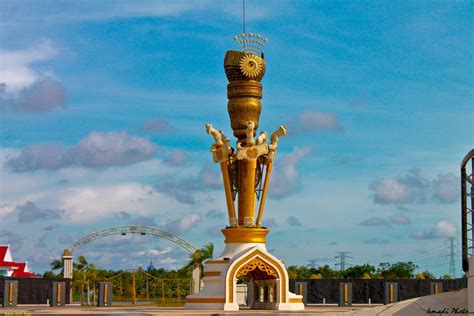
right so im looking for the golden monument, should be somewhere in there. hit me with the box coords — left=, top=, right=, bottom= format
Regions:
left=185, top=34, right=304, bottom=311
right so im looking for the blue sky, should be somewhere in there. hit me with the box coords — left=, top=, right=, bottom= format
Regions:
left=0, top=0, right=472, bottom=277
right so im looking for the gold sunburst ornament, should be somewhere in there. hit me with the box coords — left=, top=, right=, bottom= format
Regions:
left=239, top=54, right=263, bottom=78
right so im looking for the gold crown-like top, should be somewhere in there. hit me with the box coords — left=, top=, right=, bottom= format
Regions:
left=224, top=50, right=266, bottom=82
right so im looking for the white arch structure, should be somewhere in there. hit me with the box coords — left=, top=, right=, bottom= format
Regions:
left=62, top=226, right=202, bottom=294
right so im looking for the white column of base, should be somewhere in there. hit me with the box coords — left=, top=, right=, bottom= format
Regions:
left=469, top=256, right=474, bottom=313
left=191, top=265, right=201, bottom=294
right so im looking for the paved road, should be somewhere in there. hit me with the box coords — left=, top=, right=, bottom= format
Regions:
left=0, top=305, right=374, bottom=315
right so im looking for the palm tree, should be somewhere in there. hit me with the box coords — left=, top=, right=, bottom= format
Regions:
left=50, top=258, right=64, bottom=277
left=73, top=256, right=99, bottom=305
left=186, top=243, right=214, bottom=275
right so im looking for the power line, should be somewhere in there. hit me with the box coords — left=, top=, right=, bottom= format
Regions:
left=307, top=259, right=318, bottom=269
left=335, top=251, right=353, bottom=271
left=447, top=237, right=456, bottom=278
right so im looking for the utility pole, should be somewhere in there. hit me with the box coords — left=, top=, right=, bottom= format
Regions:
left=335, top=252, right=353, bottom=271
left=446, top=237, right=456, bottom=278
left=308, top=259, right=318, bottom=269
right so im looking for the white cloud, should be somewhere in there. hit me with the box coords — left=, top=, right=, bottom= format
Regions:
left=411, top=220, right=456, bottom=239
left=369, top=169, right=429, bottom=205
left=0, top=204, right=15, bottom=216
left=287, top=216, right=302, bottom=227
left=432, top=173, right=459, bottom=203
left=7, top=131, right=156, bottom=172
left=163, top=150, right=190, bottom=167
left=13, top=77, right=66, bottom=112
left=165, top=213, right=201, bottom=234
left=0, top=39, right=57, bottom=92
left=58, top=183, right=156, bottom=223
left=269, top=146, right=313, bottom=198
left=0, top=1, right=280, bottom=25
left=297, top=110, right=342, bottom=132
left=138, top=247, right=172, bottom=257
left=433, top=220, right=457, bottom=237
left=154, top=164, right=221, bottom=204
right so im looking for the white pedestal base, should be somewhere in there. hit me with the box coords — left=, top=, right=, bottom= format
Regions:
left=185, top=242, right=304, bottom=311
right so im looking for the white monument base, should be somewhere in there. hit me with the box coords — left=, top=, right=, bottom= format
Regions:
left=185, top=241, right=304, bottom=311
left=469, top=256, right=474, bottom=313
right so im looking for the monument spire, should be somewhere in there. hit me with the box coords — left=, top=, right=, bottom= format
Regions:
left=185, top=34, right=303, bottom=311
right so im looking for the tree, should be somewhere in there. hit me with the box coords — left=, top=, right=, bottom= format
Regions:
left=420, top=271, right=435, bottom=280
left=43, top=271, right=56, bottom=278
left=377, top=262, right=417, bottom=279
left=185, top=243, right=214, bottom=277
left=343, top=264, right=375, bottom=279
left=50, top=258, right=64, bottom=277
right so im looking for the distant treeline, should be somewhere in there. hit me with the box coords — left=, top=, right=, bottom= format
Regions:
left=287, top=262, right=462, bottom=280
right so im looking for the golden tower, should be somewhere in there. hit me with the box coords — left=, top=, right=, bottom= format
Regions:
left=207, top=33, right=286, bottom=242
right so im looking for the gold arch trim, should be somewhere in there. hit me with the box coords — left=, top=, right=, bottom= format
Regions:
left=228, top=249, right=287, bottom=303
left=236, top=257, right=278, bottom=278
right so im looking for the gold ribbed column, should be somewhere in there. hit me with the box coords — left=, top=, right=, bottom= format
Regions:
left=238, top=159, right=257, bottom=226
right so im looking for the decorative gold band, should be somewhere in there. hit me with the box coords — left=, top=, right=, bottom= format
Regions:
left=221, top=227, right=269, bottom=243
left=289, top=298, right=303, bottom=303
left=227, top=81, right=262, bottom=99
left=203, top=271, right=221, bottom=277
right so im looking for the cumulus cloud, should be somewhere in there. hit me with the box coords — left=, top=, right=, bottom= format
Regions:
left=389, top=214, right=411, bottom=225
left=3, top=77, right=66, bottom=112
left=297, top=110, right=342, bottom=132
left=0, top=40, right=66, bottom=112
left=155, top=164, right=221, bottom=204
left=364, top=237, right=390, bottom=244
left=44, top=223, right=60, bottom=231
left=164, top=213, right=201, bottom=234
left=6, top=131, right=156, bottom=172
left=138, top=247, right=172, bottom=257
left=369, top=169, right=429, bottom=205
left=0, top=39, right=57, bottom=92
left=141, top=119, right=169, bottom=133
left=411, top=220, right=457, bottom=239
left=15, top=201, right=64, bottom=223
left=59, top=183, right=156, bottom=223
left=263, top=217, right=277, bottom=228
left=359, top=216, right=391, bottom=227
left=163, top=150, right=190, bottom=167
left=432, top=173, right=459, bottom=203
left=287, top=216, right=302, bottom=227
left=127, top=215, right=158, bottom=227
left=0, top=231, right=23, bottom=249
left=116, top=211, right=132, bottom=221
left=269, top=146, right=313, bottom=199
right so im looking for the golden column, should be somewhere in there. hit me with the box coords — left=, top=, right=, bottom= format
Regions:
left=206, top=33, right=286, bottom=244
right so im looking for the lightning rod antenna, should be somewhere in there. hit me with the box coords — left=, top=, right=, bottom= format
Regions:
left=243, top=0, right=246, bottom=34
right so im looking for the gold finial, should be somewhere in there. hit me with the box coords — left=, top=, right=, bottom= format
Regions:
left=233, top=33, right=269, bottom=56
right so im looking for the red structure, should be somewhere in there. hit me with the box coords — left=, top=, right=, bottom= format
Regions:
left=0, top=245, right=38, bottom=277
